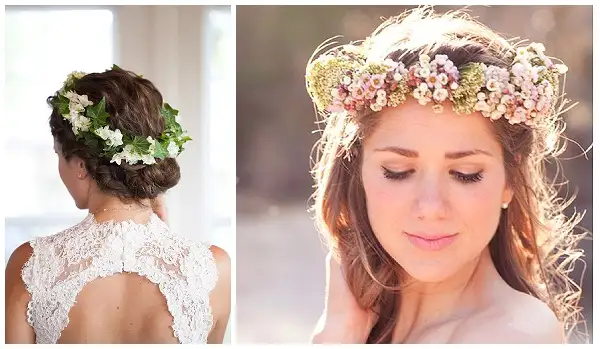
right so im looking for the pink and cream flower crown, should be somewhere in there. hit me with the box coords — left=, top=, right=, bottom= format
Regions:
left=305, top=41, right=568, bottom=126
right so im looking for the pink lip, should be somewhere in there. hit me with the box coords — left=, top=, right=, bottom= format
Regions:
left=404, top=232, right=458, bottom=251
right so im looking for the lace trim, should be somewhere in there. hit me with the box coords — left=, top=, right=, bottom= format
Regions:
left=20, top=213, right=218, bottom=344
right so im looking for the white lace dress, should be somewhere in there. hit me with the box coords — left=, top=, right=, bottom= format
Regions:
left=20, top=213, right=218, bottom=344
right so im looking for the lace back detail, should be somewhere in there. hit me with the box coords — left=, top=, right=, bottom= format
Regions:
left=21, top=214, right=218, bottom=344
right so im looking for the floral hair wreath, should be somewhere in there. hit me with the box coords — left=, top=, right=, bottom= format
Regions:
left=305, top=40, right=568, bottom=126
left=52, top=65, right=191, bottom=166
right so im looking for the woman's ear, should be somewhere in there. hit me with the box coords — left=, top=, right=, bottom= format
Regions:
left=75, top=157, right=88, bottom=179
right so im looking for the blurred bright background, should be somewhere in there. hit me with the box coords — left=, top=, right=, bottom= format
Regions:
left=236, top=5, right=593, bottom=344
left=4, top=5, right=234, bottom=343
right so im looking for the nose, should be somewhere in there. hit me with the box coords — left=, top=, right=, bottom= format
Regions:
left=414, top=173, right=449, bottom=220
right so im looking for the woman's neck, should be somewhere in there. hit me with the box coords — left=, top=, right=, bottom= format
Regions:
left=86, top=188, right=152, bottom=223
left=392, top=248, right=505, bottom=342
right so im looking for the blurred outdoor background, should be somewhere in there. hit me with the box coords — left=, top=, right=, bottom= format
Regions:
left=4, top=5, right=234, bottom=343
left=236, top=5, right=593, bottom=344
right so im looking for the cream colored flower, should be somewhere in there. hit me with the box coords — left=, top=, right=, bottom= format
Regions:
left=432, top=88, right=448, bottom=102
left=167, top=141, right=179, bottom=158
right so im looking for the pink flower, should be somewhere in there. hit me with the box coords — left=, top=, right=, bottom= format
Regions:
left=351, top=86, right=365, bottom=100
left=370, top=74, right=385, bottom=89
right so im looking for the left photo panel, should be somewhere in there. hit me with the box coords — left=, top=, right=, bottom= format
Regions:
left=4, top=5, right=234, bottom=344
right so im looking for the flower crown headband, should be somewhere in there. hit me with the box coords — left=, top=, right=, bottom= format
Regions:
left=52, top=65, right=191, bottom=166
left=305, top=40, right=568, bottom=126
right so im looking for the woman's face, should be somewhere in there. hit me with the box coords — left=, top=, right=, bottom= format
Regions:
left=54, top=141, right=90, bottom=209
left=361, top=99, right=513, bottom=283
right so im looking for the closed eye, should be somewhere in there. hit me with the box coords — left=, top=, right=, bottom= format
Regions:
left=382, top=167, right=484, bottom=184
left=450, top=170, right=483, bottom=183
left=382, top=167, right=414, bottom=180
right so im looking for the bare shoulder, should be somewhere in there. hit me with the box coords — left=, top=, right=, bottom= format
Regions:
left=209, top=245, right=231, bottom=281
left=5, top=242, right=36, bottom=343
left=452, top=290, right=564, bottom=343
left=206, top=245, right=231, bottom=343
left=6, top=242, right=34, bottom=288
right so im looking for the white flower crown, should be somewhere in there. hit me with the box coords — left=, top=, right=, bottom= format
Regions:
left=54, top=67, right=191, bottom=166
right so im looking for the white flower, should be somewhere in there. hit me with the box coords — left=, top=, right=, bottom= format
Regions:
left=489, top=92, right=501, bottom=104
left=71, top=114, right=91, bottom=135
left=167, top=141, right=179, bottom=158
left=486, top=79, right=500, bottom=92
left=477, top=92, right=487, bottom=101
left=412, top=89, right=422, bottom=100
left=511, top=62, right=526, bottom=77
left=331, top=88, right=341, bottom=98
left=94, top=126, right=112, bottom=140
left=432, top=104, right=444, bottom=114
left=94, top=126, right=123, bottom=147
left=490, top=110, right=503, bottom=120
left=122, top=144, right=141, bottom=165
left=70, top=71, right=86, bottom=80
left=69, top=101, right=85, bottom=113
left=110, top=152, right=124, bottom=165
left=383, top=59, right=398, bottom=70
left=437, top=73, right=448, bottom=86
left=434, top=54, right=448, bottom=65
left=65, top=91, right=79, bottom=102
left=544, top=85, right=553, bottom=97
left=342, top=76, right=352, bottom=85
left=393, top=72, right=403, bottom=81
left=107, top=129, right=123, bottom=147
left=141, top=154, right=156, bottom=165
left=418, top=67, right=430, bottom=78
left=443, top=61, right=454, bottom=72
left=512, top=76, right=524, bottom=87
left=77, top=94, right=94, bottom=107
left=450, top=82, right=459, bottom=90
left=370, top=103, right=383, bottom=112
left=418, top=82, right=429, bottom=93
left=432, top=88, right=448, bottom=102
left=529, top=42, right=546, bottom=55
left=500, top=95, right=512, bottom=105
left=376, top=90, right=387, bottom=99
left=376, top=96, right=387, bottom=106
left=514, top=107, right=527, bottom=120
left=475, top=100, right=491, bottom=112
left=496, top=104, right=507, bottom=113
left=514, top=47, right=529, bottom=61
left=419, top=54, right=430, bottom=64
left=554, top=64, right=568, bottom=74
left=147, top=136, right=156, bottom=154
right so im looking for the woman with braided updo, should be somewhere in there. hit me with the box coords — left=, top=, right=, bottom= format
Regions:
left=307, top=8, right=586, bottom=344
left=5, top=66, right=230, bottom=344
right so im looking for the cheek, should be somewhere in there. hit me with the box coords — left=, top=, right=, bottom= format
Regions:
left=451, top=175, right=504, bottom=240
left=361, top=165, right=408, bottom=231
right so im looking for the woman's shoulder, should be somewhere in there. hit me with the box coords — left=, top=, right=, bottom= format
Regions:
left=452, top=289, right=564, bottom=343
left=205, top=245, right=231, bottom=285
left=6, top=242, right=34, bottom=302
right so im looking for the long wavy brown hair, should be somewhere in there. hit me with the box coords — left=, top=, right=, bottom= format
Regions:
left=309, top=7, right=587, bottom=343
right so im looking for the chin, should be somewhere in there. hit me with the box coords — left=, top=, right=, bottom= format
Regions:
left=399, top=259, right=461, bottom=283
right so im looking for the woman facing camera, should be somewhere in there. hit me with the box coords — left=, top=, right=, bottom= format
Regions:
left=306, top=7, right=586, bottom=344
left=5, top=66, right=230, bottom=344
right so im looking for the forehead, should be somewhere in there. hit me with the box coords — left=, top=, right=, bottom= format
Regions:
left=364, top=99, right=502, bottom=156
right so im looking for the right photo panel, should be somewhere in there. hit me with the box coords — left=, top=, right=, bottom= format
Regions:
left=236, top=5, right=593, bottom=344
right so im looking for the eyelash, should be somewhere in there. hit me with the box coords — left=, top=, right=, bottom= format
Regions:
left=382, top=167, right=484, bottom=183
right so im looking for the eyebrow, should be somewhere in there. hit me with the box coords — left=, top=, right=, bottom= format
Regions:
left=374, top=146, right=494, bottom=159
